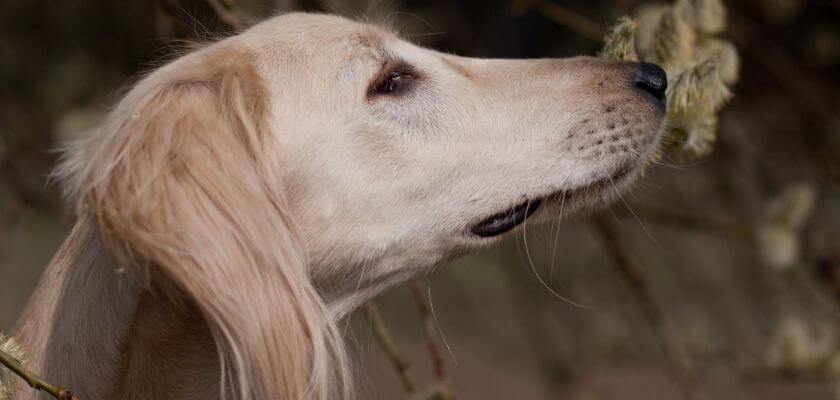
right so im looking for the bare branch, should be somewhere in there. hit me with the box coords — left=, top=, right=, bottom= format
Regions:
left=593, top=217, right=706, bottom=400
left=368, top=302, right=418, bottom=394
left=508, top=1, right=605, bottom=42
left=616, top=205, right=751, bottom=239
left=408, top=280, right=454, bottom=400
left=205, top=0, right=246, bottom=30
left=408, top=280, right=445, bottom=382
left=0, top=348, right=79, bottom=400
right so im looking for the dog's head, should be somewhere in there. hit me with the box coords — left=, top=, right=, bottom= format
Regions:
left=236, top=13, right=667, bottom=309
left=61, top=12, right=666, bottom=400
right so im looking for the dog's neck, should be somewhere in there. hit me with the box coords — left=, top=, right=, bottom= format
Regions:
left=12, top=220, right=379, bottom=400
left=320, top=267, right=419, bottom=319
left=12, top=221, right=221, bottom=399
left=12, top=221, right=138, bottom=398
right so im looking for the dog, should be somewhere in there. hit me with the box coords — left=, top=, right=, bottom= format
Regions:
left=9, top=12, right=667, bottom=400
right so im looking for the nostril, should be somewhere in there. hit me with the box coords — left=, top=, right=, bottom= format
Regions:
left=634, top=62, right=668, bottom=100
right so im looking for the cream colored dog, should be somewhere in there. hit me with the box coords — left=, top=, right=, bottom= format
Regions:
left=10, top=12, right=667, bottom=400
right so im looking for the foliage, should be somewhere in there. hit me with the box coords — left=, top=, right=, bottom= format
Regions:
left=601, top=0, right=738, bottom=158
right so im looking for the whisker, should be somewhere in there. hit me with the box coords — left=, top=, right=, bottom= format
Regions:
left=344, top=259, right=370, bottom=336
left=385, top=10, right=436, bottom=31
left=406, top=31, right=447, bottom=38
left=608, top=176, right=660, bottom=247
left=625, top=147, right=686, bottom=170
left=548, top=191, right=567, bottom=283
left=428, top=286, right=458, bottom=364
left=522, top=200, right=594, bottom=309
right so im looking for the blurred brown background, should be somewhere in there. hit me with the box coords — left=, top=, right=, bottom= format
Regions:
left=1, top=0, right=839, bottom=399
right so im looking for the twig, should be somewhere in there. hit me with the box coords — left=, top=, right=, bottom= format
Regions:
left=498, top=246, right=571, bottom=396
left=408, top=280, right=446, bottom=382
left=536, top=2, right=605, bottom=42
left=616, top=205, right=751, bottom=239
left=508, top=1, right=605, bottom=42
left=205, top=0, right=246, bottom=30
left=728, top=5, right=832, bottom=117
left=0, top=136, right=56, bottom=212
left=368, top=302, right=418, bottom=394
left=593, top=216, right=706, bottom=400
left=408, top=280, right=453, bottom=400
left=0, top=348, right=79, bottom=400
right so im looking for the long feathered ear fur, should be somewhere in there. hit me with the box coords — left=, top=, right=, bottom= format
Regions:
left=59, top=45, right=351, bottom=399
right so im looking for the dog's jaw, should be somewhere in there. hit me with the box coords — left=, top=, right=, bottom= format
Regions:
left=251, top=16, right=669, bottom=315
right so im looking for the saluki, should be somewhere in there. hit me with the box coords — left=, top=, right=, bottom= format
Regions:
left=8, top=12, right=667, bottom=400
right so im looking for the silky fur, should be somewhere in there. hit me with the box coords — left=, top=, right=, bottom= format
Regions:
left=10, top=12, right=666, bottom=400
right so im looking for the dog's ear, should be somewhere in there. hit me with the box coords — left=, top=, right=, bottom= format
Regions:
left=72, top=48, right=349, bottom=399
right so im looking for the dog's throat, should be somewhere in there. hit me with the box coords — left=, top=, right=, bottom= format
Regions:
left=471, top=199, right=542, bottom=237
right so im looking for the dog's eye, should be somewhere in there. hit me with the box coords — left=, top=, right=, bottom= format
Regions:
left=368, top=62, right=418, bottom=97
left=379, top=71, right=406, bottom=93
left=376, top=71, right=416, bottom=95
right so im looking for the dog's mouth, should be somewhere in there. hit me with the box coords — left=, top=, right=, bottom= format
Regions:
left=470, top=164, right=635, bottom=238
left=471, top=198, right=543, bottom=238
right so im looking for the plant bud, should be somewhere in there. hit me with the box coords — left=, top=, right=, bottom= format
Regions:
left=668, top=58, right=732, bottom=121
left=675, top=0, right=727, bottom=34
left=0, top=334, right=26, bottom=400
left=600, top=16, right=639, bottom=61
left=695, top=38, right=740, bottom=85
left=637, top=7, right=696, bottom=71
left=676, top=114, right=718, bottom=157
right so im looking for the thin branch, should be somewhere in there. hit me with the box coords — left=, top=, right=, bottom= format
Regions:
left=0, top=135, right=56, bottom=212
left=408, top=280, right=454, bottom=400
left=536, top=2, right=605, bottom=42
left=0, top=348, right=79, bottom=400
left=368, top=302, right=418, bottom=394
left=593, top=217, right=706, bottom=400
left=508, top=1, right=605, bottom=42
left=614, top=205, right=752, bottom=239
left=408, top=280, right=446, bottom=382
left=205, top=0, right=246, bottom=30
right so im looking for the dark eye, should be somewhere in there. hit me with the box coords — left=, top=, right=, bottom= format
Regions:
left=379, top=71, right=406, bottom=93
left=368, top=61, right=419, bottom=98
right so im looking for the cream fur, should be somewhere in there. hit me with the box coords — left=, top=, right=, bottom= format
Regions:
left=10, top=12, right=665, bottom=400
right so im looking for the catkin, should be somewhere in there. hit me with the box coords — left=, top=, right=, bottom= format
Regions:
left=0, top=334, right=25, bottom=400
left=601, top=0, right=739, bottom=158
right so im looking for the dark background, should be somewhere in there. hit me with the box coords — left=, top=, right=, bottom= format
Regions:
left=2, top=1, right=840, bottom=399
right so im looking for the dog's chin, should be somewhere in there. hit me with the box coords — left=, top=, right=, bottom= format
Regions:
left=469, top=161, right=639, bottom=239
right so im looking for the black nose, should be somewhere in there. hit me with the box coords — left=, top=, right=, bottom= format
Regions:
left=634, top=62, right=668, bottom=101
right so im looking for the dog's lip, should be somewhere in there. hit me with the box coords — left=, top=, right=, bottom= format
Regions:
left=469, top=163, right=636, bottom=238
left=471, top=199, right=542, bottom=238
left=550, top=162, right=635, bottom=201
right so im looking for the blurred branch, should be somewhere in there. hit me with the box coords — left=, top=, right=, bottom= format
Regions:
left=536, top=2, right=605, bottom=42
left=205, top=0, right=246, bottom=30
left=408, top=281, right=446, bottom=382
left=0, top=348, right=79, bottom=400
left=728, top=6, right=832, bottom=117
left=498, top=245, right=572, bottom=395
left=0, top=135, right=56, bottom=212
left=823, top=0, right=840, bottom=16
left=368, top=302, right=418, bottom=395
left=509, top=1, right=604, bottom=42
left=408, top=280, right=453, bottom=400
left=618, top=205, right=752, bottom=239
left=274, top=0, right=295, bottom=11
left=593, top=217, right=707, bottom=400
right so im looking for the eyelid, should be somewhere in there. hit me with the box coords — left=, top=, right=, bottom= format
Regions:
left=366, top=59, right=420, bottom=98
left=384, top=60, right=418, bottom=77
